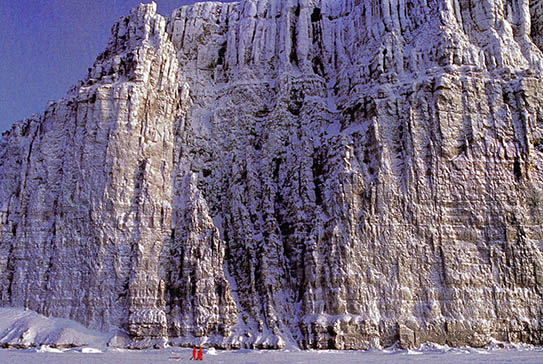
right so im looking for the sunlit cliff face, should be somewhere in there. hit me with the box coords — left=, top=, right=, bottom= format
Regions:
left=1, top=0, right=543, bottom=349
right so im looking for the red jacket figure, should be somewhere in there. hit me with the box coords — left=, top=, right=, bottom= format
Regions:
left=197, top=347, right=203, bottom=360
left=191, top=346, right=196, bottom=360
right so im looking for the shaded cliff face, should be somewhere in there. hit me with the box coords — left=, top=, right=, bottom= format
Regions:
left=1, top=0, right=543, bottom=349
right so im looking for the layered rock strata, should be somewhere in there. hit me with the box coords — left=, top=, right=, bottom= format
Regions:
left=1, top=0, right=543, bottom=349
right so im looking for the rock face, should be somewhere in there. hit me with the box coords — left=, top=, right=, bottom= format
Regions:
left=1, top=0, right=543, bottom=350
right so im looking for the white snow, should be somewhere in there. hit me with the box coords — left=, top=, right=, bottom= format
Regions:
left=0, top=346, right=542, bottom=364
left=80, top=347, right=103, bottom=353
left=0, top=307, right=542, bottom=363
left=35, top=345, right=63, bottom=353
left=0, top=307, right=111, bottom=349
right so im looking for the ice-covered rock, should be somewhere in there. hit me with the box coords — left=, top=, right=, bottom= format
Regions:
left=1, top=0, right=543, bottom=349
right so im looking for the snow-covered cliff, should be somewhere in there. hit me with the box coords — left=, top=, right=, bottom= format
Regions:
left=1, top=0, right=543, bottom=349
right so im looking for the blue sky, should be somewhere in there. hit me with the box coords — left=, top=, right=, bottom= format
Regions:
left=0, top=0, right=237, bottom=132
